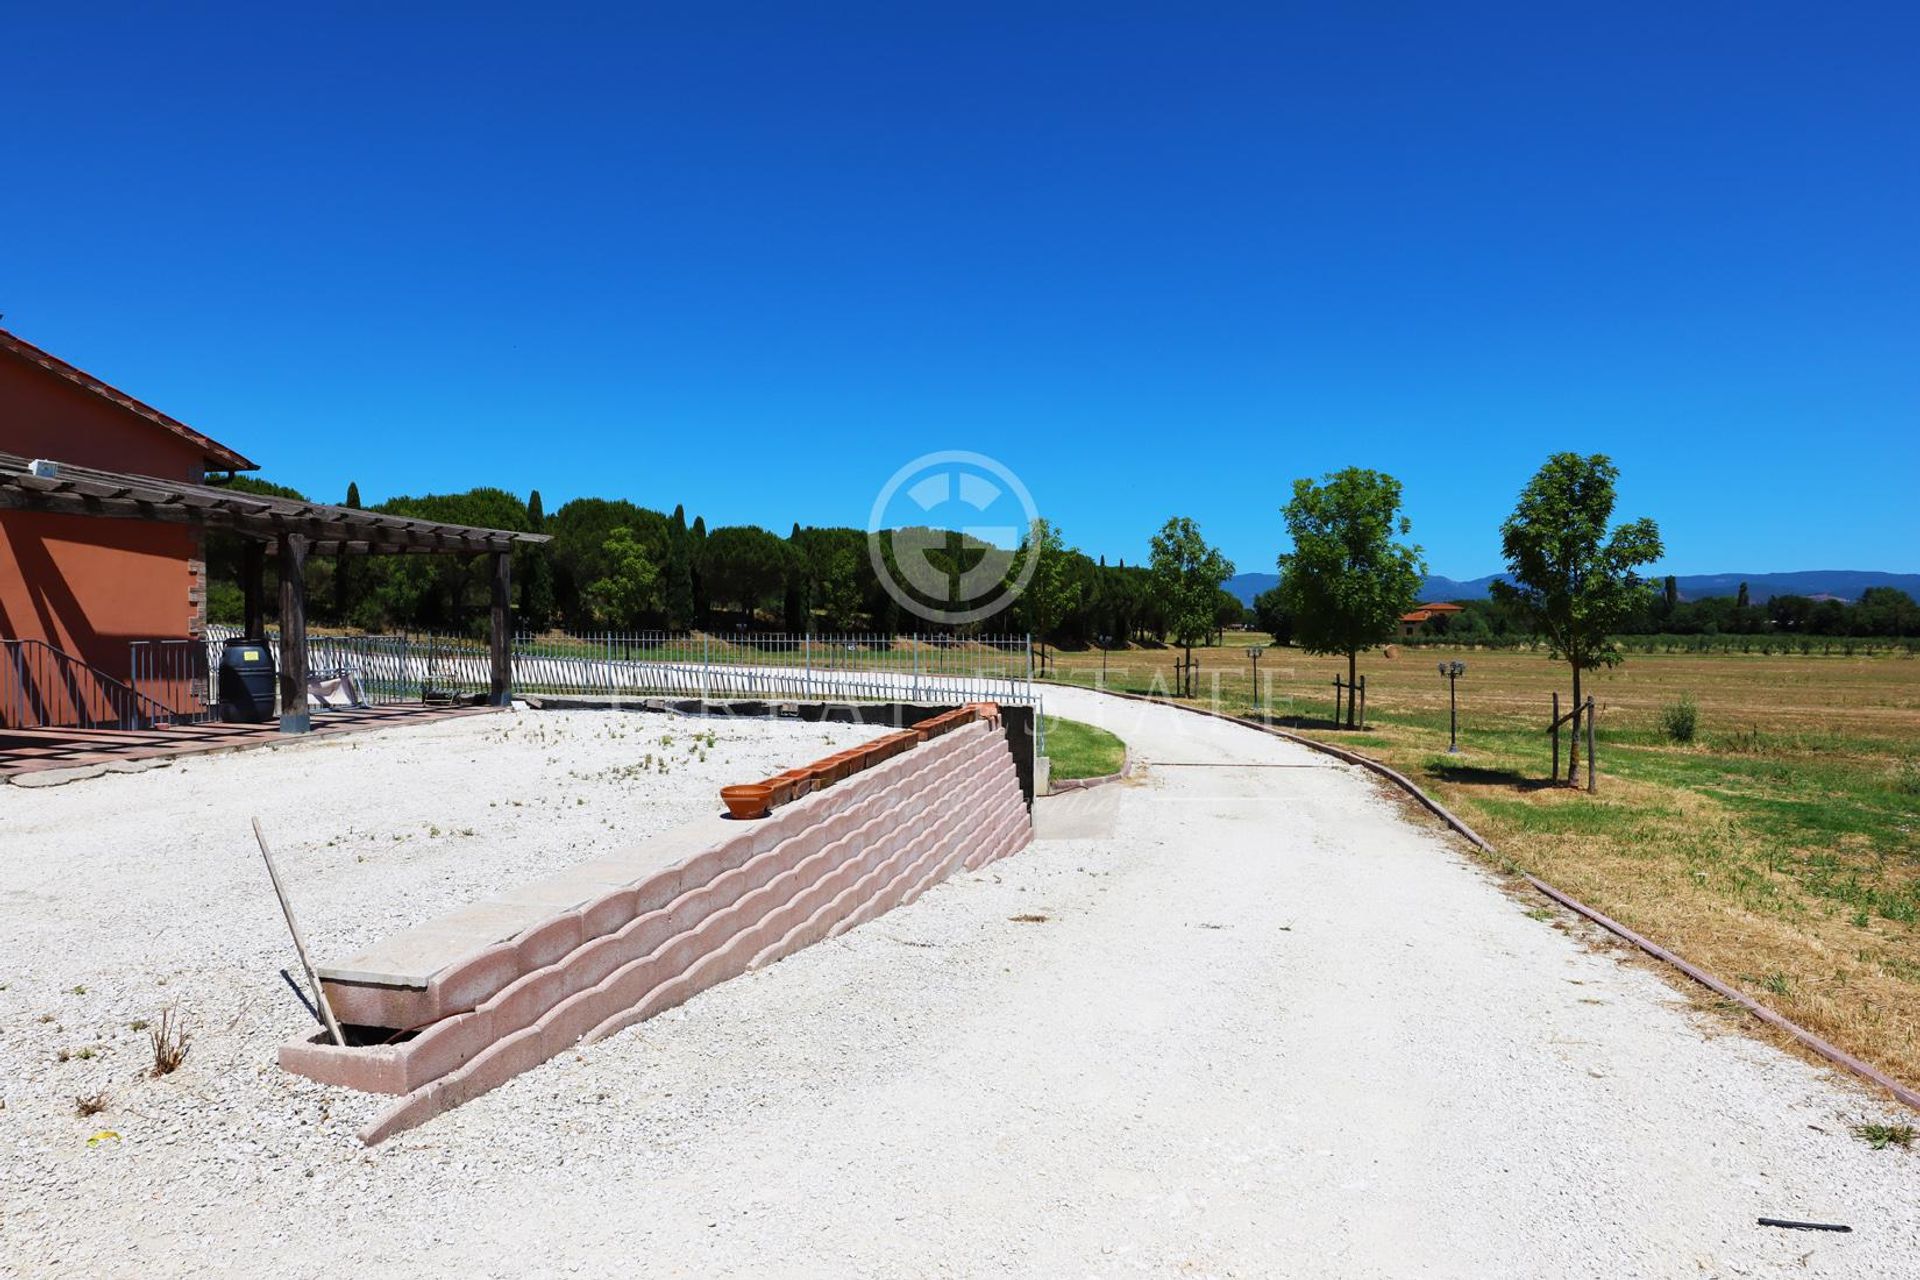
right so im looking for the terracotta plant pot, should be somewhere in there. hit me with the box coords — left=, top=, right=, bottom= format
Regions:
left=720, top=784, right=774, bottom=820
left=763, top=775, right=795, bottom=808
left=808, top=760, right=838, bottom=789
left=775, top=768, right=813, bottom=801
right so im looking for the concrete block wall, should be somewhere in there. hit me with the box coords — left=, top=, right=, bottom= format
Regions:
left=280, top=716, right=1029, bottom=1143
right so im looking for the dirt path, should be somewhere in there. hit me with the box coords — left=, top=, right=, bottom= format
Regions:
left=3, top=693, right=1914, bottom=1277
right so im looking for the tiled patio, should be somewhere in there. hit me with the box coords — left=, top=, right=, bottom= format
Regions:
left=0, top=703, right=504, bottom=781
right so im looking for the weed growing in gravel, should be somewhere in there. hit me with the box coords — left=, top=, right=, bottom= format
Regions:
left=128, top=1020, right=148, bottom=1032
left=149, top=1009, right=191, bottom=1076
left=69, top=984, right=87, bottom=995
left=1851, top=1123, right=1915, bottom=1150
left=1009, top=913, right=1050, bottom=924
left=74, top=1091, right=108, bottom=1117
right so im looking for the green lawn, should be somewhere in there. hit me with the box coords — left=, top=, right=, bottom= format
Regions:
left=1044, top=715, right=1127, bottom=781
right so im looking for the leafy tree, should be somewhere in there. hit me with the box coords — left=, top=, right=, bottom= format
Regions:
left=1213, top=587, right=1247, bottom=643
left=701, top=525, right=791, bottom=621
left=1017, top=518, right=1081, bottom=665
left=1490, top=453, right=1663, bottom=783
left=1252, top=585, right=1294, bottom=646
left=1857, top=587, right=1920, bottom=637
left=1276, top=468, right=1424, bottom=727
left=817, top=546, right=867, bottom=630
left=791, top=525, right=877, bottom=631
left=548, top=498, right=666, bottom=629
left=1148, top=516, right=1234, bottom=691
left=583, top=526, right=661, bottom=628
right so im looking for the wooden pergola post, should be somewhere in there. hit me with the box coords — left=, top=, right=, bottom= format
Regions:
left=489, top=550, right=513, bottom=707
left=242, top=540, right=266, bottom=638
left=278, top=533, right=310, bottom=734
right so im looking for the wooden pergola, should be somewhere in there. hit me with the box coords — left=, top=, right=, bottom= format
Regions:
left=0, top=451, right=550, bottom=733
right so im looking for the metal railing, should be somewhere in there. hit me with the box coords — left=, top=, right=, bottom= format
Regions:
left=129, top=639, right=217, bottom=724
left=201, top=627, right=1039, bottom=710
left=511, top=631, right=1036, bottom=706
left=2, top=638, right=190, bottom=731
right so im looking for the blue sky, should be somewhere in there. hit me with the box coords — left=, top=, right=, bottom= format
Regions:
left=3, top=3, right=1915, bottom=577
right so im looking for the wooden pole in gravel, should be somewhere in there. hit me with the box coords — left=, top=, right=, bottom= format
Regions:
left=251, top=817, right=346, bottom=1047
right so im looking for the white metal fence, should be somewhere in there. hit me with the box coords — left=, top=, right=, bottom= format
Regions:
left=193, top=628, right=1039, bottom=710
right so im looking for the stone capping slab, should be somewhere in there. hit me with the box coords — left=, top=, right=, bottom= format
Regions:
left=314, top=719, right=993, bottom=1015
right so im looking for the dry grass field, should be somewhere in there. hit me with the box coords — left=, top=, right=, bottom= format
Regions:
left=1044, top=634, right=1920, bottom=1091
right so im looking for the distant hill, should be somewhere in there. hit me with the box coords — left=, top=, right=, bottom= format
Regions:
left=1224, top=570, right=1920, bottom=607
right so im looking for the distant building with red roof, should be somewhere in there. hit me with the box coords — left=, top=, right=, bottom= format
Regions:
left=1399, top=601, right=1466, bottom=637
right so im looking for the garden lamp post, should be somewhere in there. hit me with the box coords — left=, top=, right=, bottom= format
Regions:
left=1438, top=660, right=1466, bottom=753
left=1248, top=645, right=1265, bottom=716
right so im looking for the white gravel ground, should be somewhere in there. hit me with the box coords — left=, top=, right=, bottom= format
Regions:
left=3, top=691, right=1916, bottom=1278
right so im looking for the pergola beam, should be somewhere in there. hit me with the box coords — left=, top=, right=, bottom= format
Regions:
left=2, top=451, right=545, bottom=734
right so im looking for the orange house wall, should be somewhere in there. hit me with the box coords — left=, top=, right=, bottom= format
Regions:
left=0, top=353, right=214, bottom=677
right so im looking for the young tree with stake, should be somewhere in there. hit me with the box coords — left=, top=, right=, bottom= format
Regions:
left=1018, top=518, right=1079, bottom=671
left=1276, top=468, right=1424, bottom=728
left=1491, top=453, right=1663, bottom=785
left=1149, top=517, right=1234, bottom=695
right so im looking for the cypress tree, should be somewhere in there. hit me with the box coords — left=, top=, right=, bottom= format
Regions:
left=689, top=515, right=709, bottom=628
left=334, top=481, right=362, bottom=621
left=518, top=489, right=554, bottom=630
left=783, top=521, right=808, bottom=631
left=664, top=504, right=695, bottom=630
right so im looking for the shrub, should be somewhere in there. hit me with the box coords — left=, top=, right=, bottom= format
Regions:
left=1660, top=695, right=1698, bottom=744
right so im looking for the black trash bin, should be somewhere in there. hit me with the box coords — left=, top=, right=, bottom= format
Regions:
left=218, top=639, right=276, bottom=723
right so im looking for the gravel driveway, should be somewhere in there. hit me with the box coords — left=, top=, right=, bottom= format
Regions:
left=3, top=692, right=1915, bottom=1277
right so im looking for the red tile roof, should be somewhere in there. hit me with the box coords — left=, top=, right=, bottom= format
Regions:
left=0, top=328, right=256, bottom=471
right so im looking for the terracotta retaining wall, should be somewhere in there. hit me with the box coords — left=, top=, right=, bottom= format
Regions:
left=281, top=716, right=1030, bottom=1143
